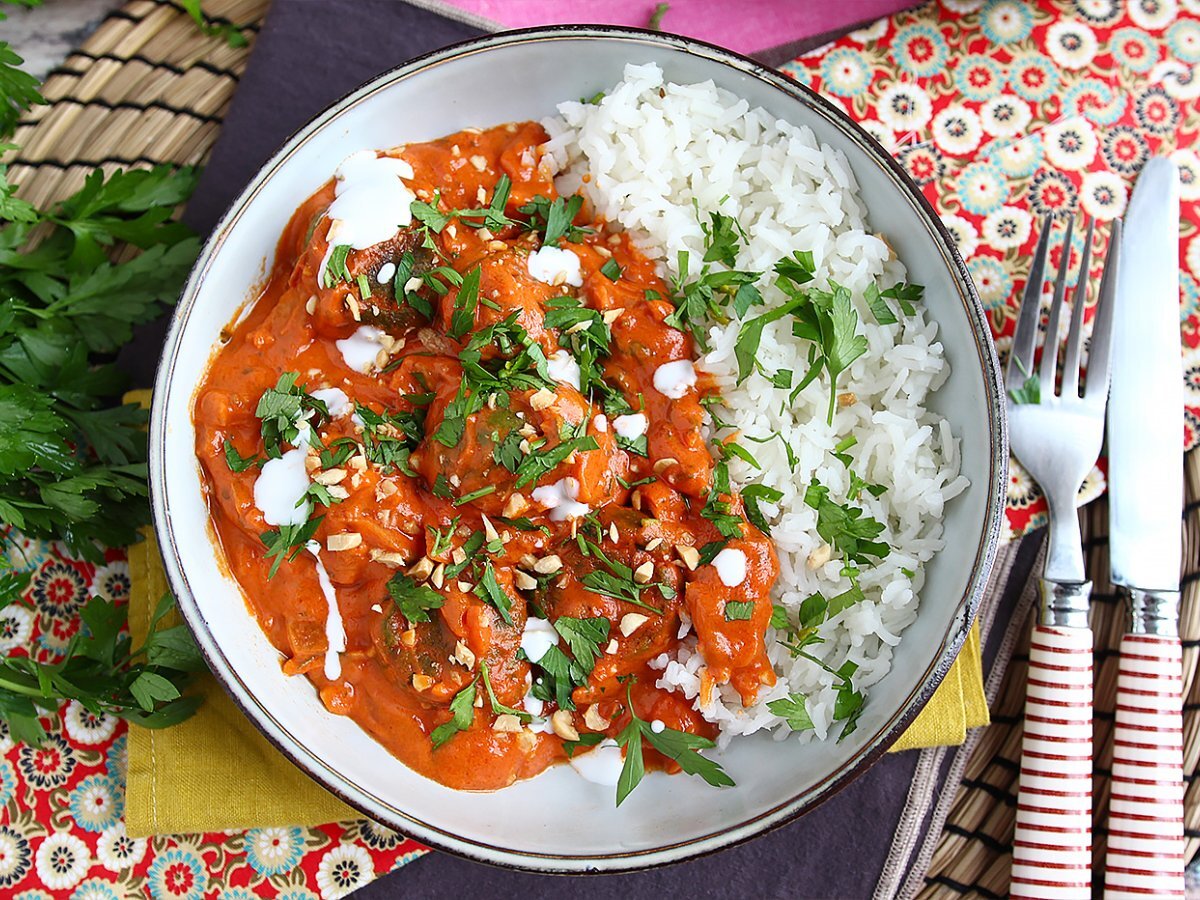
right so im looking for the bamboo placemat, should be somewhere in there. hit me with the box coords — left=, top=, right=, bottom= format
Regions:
left=4, top=1, right=1198, bottom=894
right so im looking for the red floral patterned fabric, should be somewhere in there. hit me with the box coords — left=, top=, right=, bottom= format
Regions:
left=0, top=537, right=426, bottom=898
left=784, top=0, right=1200, bottom=541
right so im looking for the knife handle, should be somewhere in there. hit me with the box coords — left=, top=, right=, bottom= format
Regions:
left=1103, top=633, right=1185, bottom=899
left=1012, top=623, right=1093, bottom=900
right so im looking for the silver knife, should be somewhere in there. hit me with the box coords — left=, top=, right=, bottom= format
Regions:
left=1103, top=157, right=1186, bottom=899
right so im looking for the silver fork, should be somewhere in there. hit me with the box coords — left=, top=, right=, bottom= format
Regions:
left=1007, top=215, right=1121, bottom=900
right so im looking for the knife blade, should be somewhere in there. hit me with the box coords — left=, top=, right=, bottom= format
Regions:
left=1107, top=157, right=1183, bottom=594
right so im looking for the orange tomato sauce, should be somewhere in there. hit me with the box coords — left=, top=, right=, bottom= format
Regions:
left=193, top=122, right=779, bottom=790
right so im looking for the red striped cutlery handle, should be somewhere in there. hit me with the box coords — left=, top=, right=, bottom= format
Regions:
left=1104, top=631, right=1185, bottom=899
left=1012, top=623, right=1094, bottom=900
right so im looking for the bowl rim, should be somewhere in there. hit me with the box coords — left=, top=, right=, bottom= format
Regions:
left=149, top=23, right=1008, bottom=874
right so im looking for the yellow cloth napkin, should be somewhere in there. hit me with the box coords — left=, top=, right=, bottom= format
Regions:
left=123, top=386, right=988, bottom=835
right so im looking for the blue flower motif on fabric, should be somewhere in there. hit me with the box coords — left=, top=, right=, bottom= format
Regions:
left=981, top=0, right=1033, bottom=44
left=1009, top=54, right=1058, bottom=102
left=958, top=163, right=1008, bottom=215
left=71, top=880, right=122, bottom=900
left=245, top=827, right=305, bottom=876
left=891, top=23, right=948, bottom=78
left=0, top=759, right=16, bottom=808
left=967, top=256, right=1013, bottom=311
left=1181, top=273, right=1200, bottom=326
left=275, top=890, right=319, bottom=900
left=217, top=890, right=257, bottom=900
left=820, top=48, right=872, bottom=98
left=897, top=144, right=945, bottom=186
left=1062, top=78, right=1125, bottom=125
left=68, top=774, right=123, bottom=833
left=147, top=847, right=207, bottom=900
left=1110, top=27, right=1159, bottom=74
left=1168, top=19, right=1200, bottom=64
left=954, top=55, right=1005, bottom=101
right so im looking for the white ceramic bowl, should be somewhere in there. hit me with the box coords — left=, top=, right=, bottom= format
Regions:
left=151, top=26, right=1007, bottom=873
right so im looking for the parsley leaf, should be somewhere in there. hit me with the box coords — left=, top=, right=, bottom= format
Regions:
left=614, top=682, right=733, bottom=806
left=260, top=519, right=323, bottom=579
left=767, top=693, right=815, bottom=732
left=479, top=660, right=531, bottom=722
left=518, top=194, right=591, bottom=246
left=448, top=266, right=481, bottom=340
left=255, top=373, right=329, bottom=458
left=741, top=483, right=783, bottom=535
left=322, top=244, right=353, bottom=288
left=803, top=480, right=889, bottom=566
left=473, top=561, right=513, bottom=624
left=222, top=439, right=261, bottom=473
left=431, top=678, right=477, bottom=748
left=386, top=573, right=444, bottom=623
left=600, top=257, right=622, bottom=281
left=724, top=601, right=754, bottom=621
left=553, top=616, right=610, bottom=676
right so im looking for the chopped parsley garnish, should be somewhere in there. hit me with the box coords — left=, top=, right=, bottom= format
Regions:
left=579, top=540, right=667, bottom=613
left=356, top=273, right=372, bottom=301
left=322, top=244, right=353, bottom=288
left=410, top=176, right=516, bottom=234
left=665, top=243, right=762, bottom=350
left=260, top=517, right=323, bottom=579
left=387, top=573, right=444, bottom=623
left=740, top=483, right=783, bottom=535
left=255, top=372, right=329, bottom=458
left=473, top=561, right=513, bottom=624
left=430, top=678, right=477, bottom=748
left=455, top=484, right=497, bottom=506
left=512, top=431, right=599, bottom=491
left=600, top=257, right=622, bottom=281
left=724, top=601, right=754, bottom=621
left=648, top=1, right=670, bottom=29
left=553, top=616, right=610, bottom=676
left=491, top=429, right=524, bottom=472
left=700, top=461, right=744, bottom=540
left=615, top=682, right=734, bottom=806
left=518, top=194, right=592, bottom=246
left=865, top=281, right=923, bottom=325
left=480, top=660, right=531, bottom=722
left=767, top=693, right=815, bottom=732
left=355, top=403, right=423, bottom=474
left=448, top=266, right=482, bottom=339
left=529, top=645, right=580, bottom=710
left=223, top=439, right=260, bottom=473
left=803, top=480, right=889, bottom=566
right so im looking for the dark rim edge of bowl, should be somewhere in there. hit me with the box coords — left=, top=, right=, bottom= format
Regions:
left=148, top=23, right=1008, bottom=875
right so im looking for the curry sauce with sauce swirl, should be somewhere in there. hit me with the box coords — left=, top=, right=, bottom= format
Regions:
left=194, top=122, right=779, bottom=791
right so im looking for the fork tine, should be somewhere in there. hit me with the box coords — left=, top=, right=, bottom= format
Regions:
left=1008, top=215, right=1053, bottom=389
left=1060, top=217, right=1095, bottom=399
left=1083, top=218, right=1122, bottom=403
left=1039, top=217, right=1075, bottom=391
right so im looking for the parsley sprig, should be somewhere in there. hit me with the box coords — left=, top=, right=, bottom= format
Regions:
left=0, top=154, right=199, bottom=560
left=0, top=572, right=204, bottom=746
left=615, top=681, right=734, bottom=806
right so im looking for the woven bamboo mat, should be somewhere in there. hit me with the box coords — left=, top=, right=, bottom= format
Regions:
left=5, top=1, right=1199, bottom=895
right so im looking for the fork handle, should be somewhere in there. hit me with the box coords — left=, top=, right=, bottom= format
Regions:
left=1103, top=630, right=1185, bottom=899
left=1012, top=622, right=1094, bottom=900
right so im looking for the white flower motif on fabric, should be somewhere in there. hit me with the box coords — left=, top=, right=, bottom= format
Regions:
left=1152, top=60, right=1200, bottom=101
left=982, top=0, right=1031, bottom=42
left=0, top=605, right=32, bottom=653
left=980, top=94, right=1032, bottom=138
left=1046, top=19, right=1099, bottom=70
left=96, top=823, right=147, bottom=873
left=1170, top=148, right=1200, bottom=201
left=931, top=105, right=982, bottom=155
left=1043, top=117, right=1099, bottom=171
left=876, top=82, right=933, bottom=132
left=88, top=562, right=130, bottom=602
left=848, top=17, right=889, bottom=43
left=1080, top=171, right=1129, bottom=220
left=982, top=206, right=1032, bottom=250
left=942, top=0, right=984, bottom=11
left=1129, top=0, right=1178, bottom=30
left=940, top=213, right=979, bottom=260
left=34, top=832, right=89, bottom=891
left=316, top=843, right=374, bottom=899
left=858, top=119, right=895, bottom=153
left=63, top=700, right=117, bottom=746
left=1074, top=0, right=1121, bottom=23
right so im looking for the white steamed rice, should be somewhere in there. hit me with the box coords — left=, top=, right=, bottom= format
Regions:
left=542, top=64, right=969, bottom=745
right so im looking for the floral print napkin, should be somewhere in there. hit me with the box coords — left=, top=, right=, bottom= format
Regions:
left=785, top=0, right=1200, bottom=541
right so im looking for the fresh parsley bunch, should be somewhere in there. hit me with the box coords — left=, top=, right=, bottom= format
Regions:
left=0, top=158, right=200, bottom=561
left=0, top=569, right=205, bottom=746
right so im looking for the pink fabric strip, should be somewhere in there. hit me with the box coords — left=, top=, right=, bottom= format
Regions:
left=436, top=0, right=912, bottom=54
